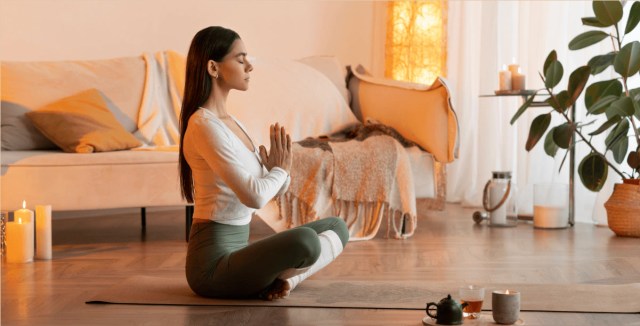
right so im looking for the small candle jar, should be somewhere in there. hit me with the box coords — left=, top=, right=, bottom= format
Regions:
left=492, top=290, right=520, bottom=325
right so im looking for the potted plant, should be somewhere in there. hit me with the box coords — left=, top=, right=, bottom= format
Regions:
left=511, top=0, right=640, bottom=237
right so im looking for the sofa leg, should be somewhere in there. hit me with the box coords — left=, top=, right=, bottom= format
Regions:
left=185, top=206, right=194, bottom=242
left=141, top=207, right=147, bottom=229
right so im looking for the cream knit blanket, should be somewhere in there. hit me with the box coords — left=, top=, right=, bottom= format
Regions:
left=277, top=135, right=416, bottom=241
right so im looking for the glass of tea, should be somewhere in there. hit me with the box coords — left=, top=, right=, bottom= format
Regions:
left=459, top=285, right=485, bottom=319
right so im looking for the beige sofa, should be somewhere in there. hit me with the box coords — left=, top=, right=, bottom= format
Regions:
left=1, top=52, right=458, bottom=231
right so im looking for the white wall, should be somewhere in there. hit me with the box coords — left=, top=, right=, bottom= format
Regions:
left=0, top=0, right=381, bottom=70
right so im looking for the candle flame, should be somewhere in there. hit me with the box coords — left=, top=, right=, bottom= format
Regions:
left=506, top=289, right=510, bottom=294
left=18, top=217, right=22, bottom=224
left=22, top=200, right=26, bottom=209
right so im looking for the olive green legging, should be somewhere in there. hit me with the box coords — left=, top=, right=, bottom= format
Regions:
left=185, top=217, right=349, bottom=299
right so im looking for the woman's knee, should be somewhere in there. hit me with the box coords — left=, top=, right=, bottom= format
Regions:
left=326, top=217, right=349, bottom=247
left=288, top=227, right=322, bottom=266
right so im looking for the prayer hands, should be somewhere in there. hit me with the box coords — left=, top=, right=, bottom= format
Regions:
left=259, top=123, right=292, bottom=173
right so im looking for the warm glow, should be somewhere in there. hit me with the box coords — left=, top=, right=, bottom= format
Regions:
left=385, top=0, right=447, bottom=84
left=22, top=200, right=26, bottom=209
left=18, top=217, right=23, bottom=224
left=506, top=289, right=510, bottom=294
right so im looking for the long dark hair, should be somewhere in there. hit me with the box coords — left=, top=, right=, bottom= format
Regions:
left=179, top=26, right=240, bottom=202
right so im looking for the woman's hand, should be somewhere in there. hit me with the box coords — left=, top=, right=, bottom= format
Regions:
left=259, top=123, right=292, bottom=173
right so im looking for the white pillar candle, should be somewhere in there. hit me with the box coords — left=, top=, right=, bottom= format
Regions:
left=35, top=205, right=52, bottom=260
left=512, top=68, right=526, bottom=91
left=7, top=201, right=34, bottom=263
left=499, top=66, right=512, bottom=91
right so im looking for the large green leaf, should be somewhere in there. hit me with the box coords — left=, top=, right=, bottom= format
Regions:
left=582, top=16, right=609, bottom=27
left=544, top=128, right=559, bottom=157
left=587, top=52, right=616, bottom=75
left=546, top=90, right=570, bottom=113
left=553, top=122, right=576, bottom=149
left=568, top=30, right=610, bottom=50
left=609, top=96, right=636, bottom=116
left=614, top=41, right=640, bottom=77
left=611, top=136, right=629, bottom=164
left=585, top=79, right=623, bottom=109
left=567, top=66, right=591, bottom=105
left=526, top=113, right=552, bottom=151
left=589, top=115, right=622, bottom=135
left=578, top=153, right=608, bottom=191
left=588, top=95, right=619, bottom=115
left=593, top=0, right=623, bottom=26
left=545, top=61, right=564, bottom=89
left=605, top=119, right=630, bottom=150
left=510, top=93, right=536, bottom=125
left=543, top=50, right=557, bottom=75
left=631, top=87, right=640, bottom=119
left=624, top=1, right=640, bottom=34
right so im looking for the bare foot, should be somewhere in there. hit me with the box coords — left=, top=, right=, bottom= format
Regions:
left=259, top=278, right=292, bottom=301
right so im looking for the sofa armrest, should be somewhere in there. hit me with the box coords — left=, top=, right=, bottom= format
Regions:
left=347, top=65, right=459, bottom=163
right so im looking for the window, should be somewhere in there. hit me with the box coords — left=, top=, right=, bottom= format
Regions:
left=385, top=0, right=448, bottom=84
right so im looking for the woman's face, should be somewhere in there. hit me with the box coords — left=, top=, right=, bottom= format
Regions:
left=215, top=39, right=253, bottom=91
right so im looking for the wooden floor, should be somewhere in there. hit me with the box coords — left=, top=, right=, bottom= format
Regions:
left=2, top=202, right=639, bottom=326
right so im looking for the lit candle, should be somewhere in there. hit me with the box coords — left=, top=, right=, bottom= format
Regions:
left=512, top=67, right=526, bottom=91
left=507, top=63, right=520, bottom=76
left=492, top=290, right=520, bottom=325
left=35, top=205, right=52, bottom=260
left=499, top=65, right=512, bottom=91
left=7, top=201, right=34, bottom=263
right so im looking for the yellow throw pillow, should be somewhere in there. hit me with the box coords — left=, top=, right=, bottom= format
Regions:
left=26, top=89, right=142, bottom=153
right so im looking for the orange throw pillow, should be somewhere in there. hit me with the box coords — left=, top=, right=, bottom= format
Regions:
left=26, top=89, right=142, bottom=153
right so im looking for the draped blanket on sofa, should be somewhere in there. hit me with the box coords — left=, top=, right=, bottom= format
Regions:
left=277, top=126, right=417, bottom=241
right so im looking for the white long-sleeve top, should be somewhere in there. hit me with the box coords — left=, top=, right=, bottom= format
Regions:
left=183, top=108, right=290, bottom=225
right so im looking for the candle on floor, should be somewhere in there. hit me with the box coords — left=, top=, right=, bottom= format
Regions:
left=492, top=289, right=520, bottom=325
left=499, top=65, right=512, bottom=91
left=7, top=201, right=34, bottom=263
left=35, top=204, right=52, bottom=260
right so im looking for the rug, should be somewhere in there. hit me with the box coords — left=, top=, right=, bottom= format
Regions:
left=86, top=276, right=640, bottom=313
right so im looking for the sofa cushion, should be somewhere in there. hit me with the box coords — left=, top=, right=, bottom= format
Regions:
left=1, top=101, right=58, bottom=150
left=1, top=150, right=183, bottom=211
left=26, top=89, right=142, bottom=153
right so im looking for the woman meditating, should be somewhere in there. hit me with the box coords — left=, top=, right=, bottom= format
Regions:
left=180, top=26, right=349, bottom=300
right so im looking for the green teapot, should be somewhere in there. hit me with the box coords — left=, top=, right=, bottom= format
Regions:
left=426, top=294, right=467, bottom=325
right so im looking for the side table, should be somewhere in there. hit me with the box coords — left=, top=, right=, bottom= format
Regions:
left=480, top=90, right=575, bottom=226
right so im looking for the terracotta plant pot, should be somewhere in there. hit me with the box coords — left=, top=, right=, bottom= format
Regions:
left=604, top=179, right=640, bottom=237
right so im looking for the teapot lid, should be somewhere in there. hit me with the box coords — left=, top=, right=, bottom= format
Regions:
left=438, top=294, right=459, bottom=306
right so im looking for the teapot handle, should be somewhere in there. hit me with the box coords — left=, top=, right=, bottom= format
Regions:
left=426, top=302, right=438, bottom=319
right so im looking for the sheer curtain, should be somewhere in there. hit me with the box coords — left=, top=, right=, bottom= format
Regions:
left=445, top=1, right=630, bottom=224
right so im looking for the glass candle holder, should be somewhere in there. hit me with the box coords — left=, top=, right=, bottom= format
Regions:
left=483, top=171, right=518, bottom=227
